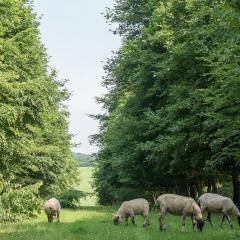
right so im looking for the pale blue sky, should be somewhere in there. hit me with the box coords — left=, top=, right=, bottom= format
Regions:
left=34, top=1, right=121, bottom=154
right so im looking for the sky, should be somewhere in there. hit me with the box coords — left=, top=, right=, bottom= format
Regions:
left=34, top=1, right=121, bottom=154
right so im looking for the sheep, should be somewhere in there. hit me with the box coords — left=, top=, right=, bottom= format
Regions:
left=198, top=193, right=240, bottom=228
left=113, top=198, right=150, bottom=227
left=154, top=194, right=204, bottom=231
left=43, top=198, right=61, bottom=223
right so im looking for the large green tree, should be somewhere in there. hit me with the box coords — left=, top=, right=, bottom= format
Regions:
left=0, top=0, right=77, bottom=219
left=93, top=0, right=240, bottom=205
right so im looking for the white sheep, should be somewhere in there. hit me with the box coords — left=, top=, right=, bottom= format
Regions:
left=113, top=198, right=150, bottom=227
left=154, top=194, right=204, bottom=231
left=198, top=193, right=240, bottom=228
left=43, top=198, right=61, bottom=223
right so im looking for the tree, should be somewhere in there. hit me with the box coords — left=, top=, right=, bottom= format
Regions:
left=93, top=0, right=240, bottom=204
left=0, top=0, right=77, bottom=219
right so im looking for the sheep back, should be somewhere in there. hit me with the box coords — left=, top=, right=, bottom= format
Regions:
left=117, top=198, right=149, bottom=217
left=199, top=193, right=239, bottom=215
left=43, top=198, right=61, bottom=215
left=157, top=194, right=202, bottom=218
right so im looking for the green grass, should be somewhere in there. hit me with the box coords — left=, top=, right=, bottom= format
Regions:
left=1, top=167, right=240, bottom=239
left=77, top=167, right=97, bottom=206
left=0, top=207, right=240, bottom=240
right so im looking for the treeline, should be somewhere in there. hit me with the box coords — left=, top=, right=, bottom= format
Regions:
left=0, top=0, right=77, bottom=220
left=92, top=0, right=240, bottom=205
left=73, top=153, right=94, bottom=167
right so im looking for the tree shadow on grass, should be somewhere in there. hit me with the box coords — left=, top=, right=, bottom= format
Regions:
left=0, top=220, right=103, bottom=240
left=74, top=205, right=116, bottom=212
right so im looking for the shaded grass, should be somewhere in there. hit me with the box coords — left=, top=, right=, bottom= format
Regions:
left=0, top=206, right=240, bottom=240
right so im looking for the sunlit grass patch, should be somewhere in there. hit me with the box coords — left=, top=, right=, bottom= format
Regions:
left=77, top=167, right=97, bottom=206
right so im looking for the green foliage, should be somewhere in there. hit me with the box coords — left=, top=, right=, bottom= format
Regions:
left=93, top=0, right=240, bottom=204
left=0, top=0, right=77, bottom=219
left=0, top=176, right=42, bottom=221
left=56, top=190, right=90, bottom=209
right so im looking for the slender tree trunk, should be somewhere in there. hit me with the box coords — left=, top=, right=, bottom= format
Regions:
left=211, top=178, right=218, bottom=193
left=196, top=180, right=203, bottom=197
left=232, top=171, right=240, bottom=208
left=190, top=182, right=198, bottom=200
left=207, top=179, right=212, bottom=192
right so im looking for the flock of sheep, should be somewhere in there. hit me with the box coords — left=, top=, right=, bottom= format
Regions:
left=112, top=193, right=240, bottom=231
left=43, top=193, right=240, bottom=232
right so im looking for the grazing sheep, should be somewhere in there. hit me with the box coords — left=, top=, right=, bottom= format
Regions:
left=154, top=194, right=204, bottom=231
left=198, top=193, right=240, bottom=228
left=43, top=198, right=61, bottom=223
left=113, top=198, right=150, bottom=227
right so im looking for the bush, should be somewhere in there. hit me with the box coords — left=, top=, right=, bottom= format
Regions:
left=0, top=179, right=42, bottom=222
left=56, top=190, right=91, bottom=208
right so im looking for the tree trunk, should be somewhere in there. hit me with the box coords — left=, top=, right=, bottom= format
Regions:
left=207, top=179, right=212, bottom=192
left=211, top=178, right=218, bottom=193
left=190, top=182, right=198, bottom=200
left=232, top=171, right=240, bottom=208
left=176, top=183, right=189, bottom=196
left=196, top=180, right=203, bottom=197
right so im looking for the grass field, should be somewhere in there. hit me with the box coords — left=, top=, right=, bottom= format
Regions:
left=0, top=207, right=240, bottom=240
left=77, top=167, right=97, bottom=206
left=0, top=167, right=240, bottom=240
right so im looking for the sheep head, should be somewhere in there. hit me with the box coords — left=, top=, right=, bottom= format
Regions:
left=113, top=215, right=120, bottom=225
left=48, top=214, right=53, bottom=223
left=196, top=219, right=205, bottom=231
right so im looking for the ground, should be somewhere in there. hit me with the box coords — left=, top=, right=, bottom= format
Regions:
left=0, top=167, right=240, bottom=240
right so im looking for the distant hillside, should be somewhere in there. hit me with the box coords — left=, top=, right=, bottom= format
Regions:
left=73, top=153, right=94, bottom=167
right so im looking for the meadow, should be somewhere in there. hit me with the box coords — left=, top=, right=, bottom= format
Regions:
left=0, top=167, right=240, bottom=240
left=0, top=207, right=240, bottom=240
left=77, top=167, right=97, bottom=206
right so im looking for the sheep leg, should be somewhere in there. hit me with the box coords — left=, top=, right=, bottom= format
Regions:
left=131, top=216, right=136, bottom=226
left=181, top=215, right=186, bottom=232
left=191, top=216, right=196, bottom=231
left=159, top=212, right=166, bottom=231
left=48, top=214, right=52, bottom=223
left=220, top=215, right=225, bottom=228
left=129, top=210, right=136, bottom=226
left=143, top=215, right=149, bottom=227
left=57, top=212, right=60, bottom=223
left=207, top=212, right=213, bottom=227
left=225, top=215, right=233, bottom=229
left=146, top=215, right=150, bottom=226
left=125, top=216, right=129, bottom=226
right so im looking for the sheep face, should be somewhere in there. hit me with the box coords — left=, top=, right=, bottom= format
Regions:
left=196, top=219, right=205, bottom=231
left=48, top=214, right=53, bottom=223
left=113, top=215, right=120, bottom=225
